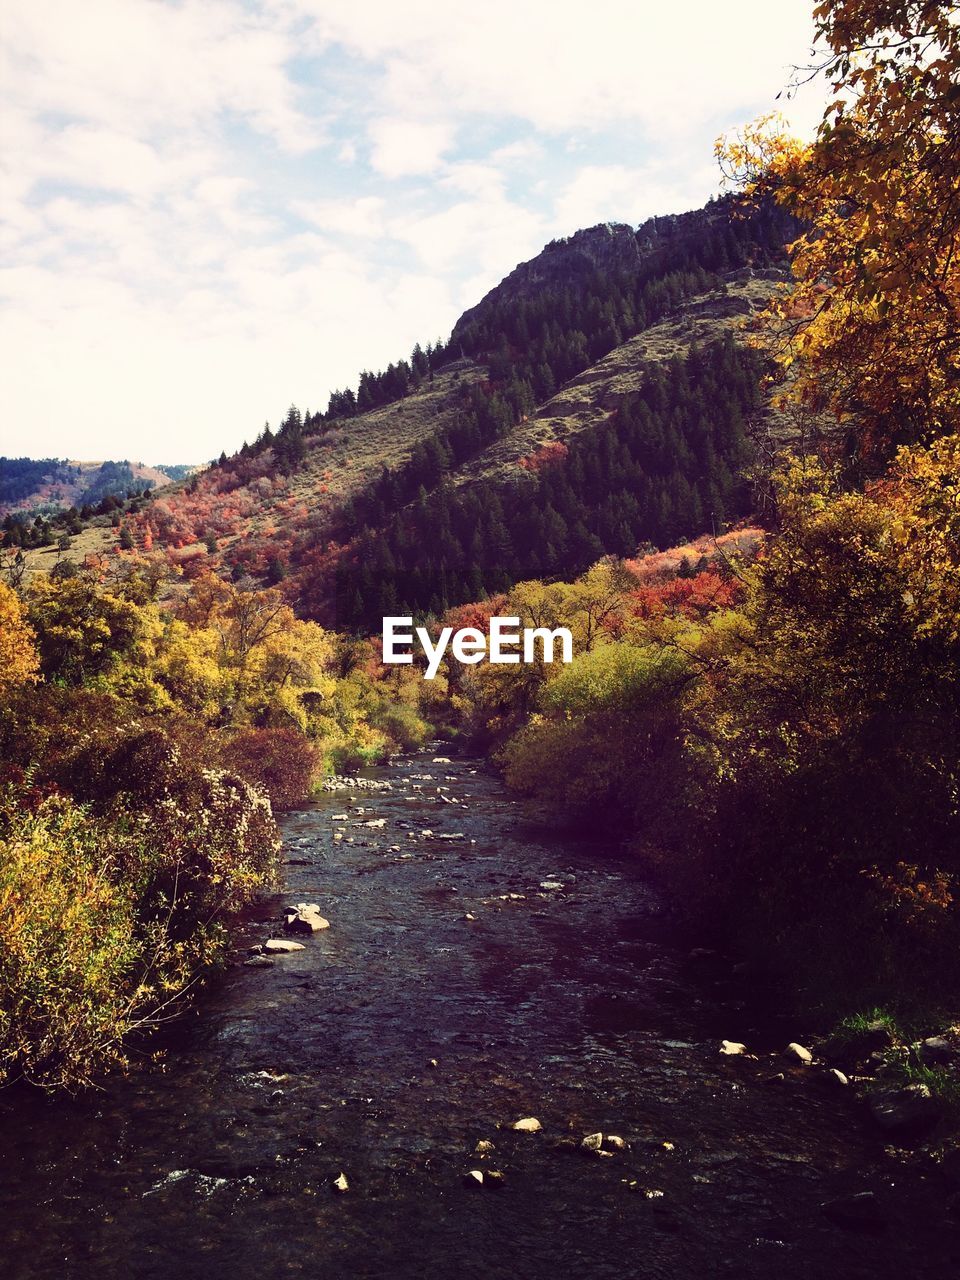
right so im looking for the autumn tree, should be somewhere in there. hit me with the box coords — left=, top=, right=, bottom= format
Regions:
left=25, top=573, right=150, bottom=686
left=720, top=0, right=960, bottom=460
left=0, top=581, right=39, bottom=696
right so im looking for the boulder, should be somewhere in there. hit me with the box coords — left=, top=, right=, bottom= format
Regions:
left=785, top=1042, right=814, bottom=1065
left=818, top=1020, right=895, bottom=1066
left=869, top=1084, right=940, bottom=1136
left=821, top=1191, right=886, bottom=1231
left=284, top=905, right=330, bottom=935
left=510, top=1117, right=542, bottom=1132
left=580, top=1132, right=604, bottom=1153
left=464, top=1170, right=484, bottom=1189
left=720, top=1040, right=748, bottom=1056
left=332, top=1172, right=349, bottom=1193
left=919, top=1036, right=954, bottom=1066
left=262, top=938, right=306, bottom=954
left=551, top=1137, right=580, bottom=1155
left=475, top=1139, right=496, bottom=1156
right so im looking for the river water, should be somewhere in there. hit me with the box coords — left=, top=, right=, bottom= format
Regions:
left=0, top=749, right=956, bottom=1278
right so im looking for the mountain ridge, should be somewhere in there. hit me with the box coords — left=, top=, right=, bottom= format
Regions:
left=8, top=194, right=803, bottom=618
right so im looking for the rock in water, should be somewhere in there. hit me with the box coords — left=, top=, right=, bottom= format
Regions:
left=785, top=1042, right=814, bottom=1065
left=821, top=1191, right=886, bottom=1231
left=580, top=1132, right=604, bottom=1153
left=511, top=1117, right=542, bottom=1132
left=464, top=1170, right=484, bottom=1189
left=332, top=1172, right=349, bottom=1193
left=818, top=1020, right=894, bottom=1066
left=262, top=938, right=306, bottom=954
left=869, top=1084, right=940, bottom=1135
left=475, top=1139, right=496, bottom=1156
left=720, top=1040, right=747, bottom=1056
left=284, top=905, right=330, bottom=935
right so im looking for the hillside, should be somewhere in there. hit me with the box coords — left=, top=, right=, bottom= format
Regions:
left=0, top=457, right=191, bottom=519
left=18, top=194, right=804, bottom=621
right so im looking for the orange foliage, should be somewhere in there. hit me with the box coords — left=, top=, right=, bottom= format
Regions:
left=627, top=571, right=744, bottom=620
left=623, top=528, right=763, bottom=585
left=517, top=441, right=569, bottom=473
left=441, top=596, right=508, bottom=633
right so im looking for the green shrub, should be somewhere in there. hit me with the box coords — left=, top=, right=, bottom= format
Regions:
left=0, top=787, right=143, bottom=1089
left=0, top=735, right=280, bottom=1090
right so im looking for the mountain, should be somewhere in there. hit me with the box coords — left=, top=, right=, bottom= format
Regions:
left=14, top=195, right=806, bottom=620
left=0, top=457, right=193, bottom=520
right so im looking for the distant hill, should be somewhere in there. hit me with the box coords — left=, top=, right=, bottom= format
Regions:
left=0, top=458, right=197, bottom=519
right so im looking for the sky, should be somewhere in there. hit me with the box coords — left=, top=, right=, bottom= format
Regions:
left=0, top=0, right=828, bottom=464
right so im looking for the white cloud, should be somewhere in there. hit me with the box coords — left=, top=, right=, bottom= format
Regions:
left=553, top=160, right=721, bottom=233
left=0, top=0, right=830, bottom=461
left=391, top=191, right=546, bottom=306
left=292, top=0, right=824, bottom=137
left=441, top=163, right=506, bottom=200
left=2, top=0, right=320, bottom=155
left=492, top=140, right=541, bottom=165
left=293, top=196, right=386, bottom=238
left=368, top=119, right=454, bottom=178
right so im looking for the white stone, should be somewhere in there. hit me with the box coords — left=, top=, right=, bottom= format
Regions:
left=785, top=1042, right=814, bottom=1065
left=720, top=1040, right=747, bottom=1055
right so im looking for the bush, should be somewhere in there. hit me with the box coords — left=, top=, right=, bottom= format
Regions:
left=503, top=642, right=693, bottom=835
left=367, top=699, right=429, bottom=753
left=0, top=786, right=145, bottom=1089
left=0, top=731, right=281, bottom=1090
left=217, top=726, right=318, bottom=812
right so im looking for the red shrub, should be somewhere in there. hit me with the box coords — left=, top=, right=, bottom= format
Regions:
left=218, top=727, right=317, bottom=811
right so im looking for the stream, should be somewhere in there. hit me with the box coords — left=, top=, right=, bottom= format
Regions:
left=0, top=748, right=956, bottom=1278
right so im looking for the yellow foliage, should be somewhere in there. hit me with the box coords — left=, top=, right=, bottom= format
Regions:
left=0, top=582, right=39, bottom=695
left=718, top=2, right=960, bottom=454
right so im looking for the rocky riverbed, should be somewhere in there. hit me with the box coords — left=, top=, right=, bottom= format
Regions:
left=0, top=748, right=957, bottom=1278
